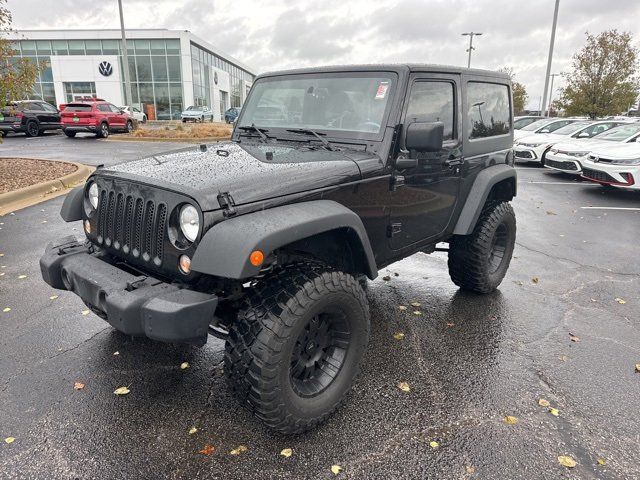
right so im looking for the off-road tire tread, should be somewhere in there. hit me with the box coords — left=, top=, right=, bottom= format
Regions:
left=224, top=262, right=369, bottom=434
left=448, top=201, right=515, bottom=293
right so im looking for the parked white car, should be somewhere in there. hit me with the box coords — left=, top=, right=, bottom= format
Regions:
left=181, top=105, right=214, bottom=123
left=581, top=142, right=640, bottom=189
left=513, top=118, right=579, bottom=141
left=513, top=120, right=625, bottom=166
left=119, top=106, right=147, bottom=123
left=545, top=123, right=640, bottom=174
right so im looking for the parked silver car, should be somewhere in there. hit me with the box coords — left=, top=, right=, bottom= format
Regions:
left=181, top=105, right=214, bottom=123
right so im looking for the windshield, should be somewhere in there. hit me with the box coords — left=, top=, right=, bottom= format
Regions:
left=186, top=106, right=198, bottom=111
left=594, top=124, right=640, bottom=141
left=521, top=119, right=554, bottom=131
left=64, top=104, right=92, bottom=112
left=237, top=73, right=397, bottom=137
left=553, top=121, right=592, bottom=135
left=514, top=117, right=541, bottom=129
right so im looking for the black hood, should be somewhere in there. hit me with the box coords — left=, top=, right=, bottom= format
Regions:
left=100, top=141, right=374, bottom=211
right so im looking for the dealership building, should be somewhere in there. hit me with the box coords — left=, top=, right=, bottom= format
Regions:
left=7, top=29, right=256, bottom=121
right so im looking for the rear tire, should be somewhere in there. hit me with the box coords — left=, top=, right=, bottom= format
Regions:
left=142, top=115, right=147, bottom=124
left=448, top=202, right=516, bottom=293
left=126, top=120, right=133, bottom=133
left=224, top=263, right=370, bottom=434
left=64, top=131, right=76, bottom=138
left=0, top=131, right=7, bottom=137
left=96, top=122, right=109, bottom=138
left=25, top=121, right=39, bottom=137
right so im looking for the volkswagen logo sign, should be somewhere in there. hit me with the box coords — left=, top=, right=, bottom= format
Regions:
left=98, top=61, right=113, bottom=77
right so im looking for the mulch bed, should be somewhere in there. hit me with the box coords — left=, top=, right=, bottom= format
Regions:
left=0, top=158, right=78, bottom=194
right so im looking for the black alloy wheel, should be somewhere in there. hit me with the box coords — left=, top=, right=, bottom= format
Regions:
left=25, top=121, right=39, bottom=137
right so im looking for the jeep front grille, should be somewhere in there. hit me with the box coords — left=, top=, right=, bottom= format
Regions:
left=96, top=187, right=167, bottom=266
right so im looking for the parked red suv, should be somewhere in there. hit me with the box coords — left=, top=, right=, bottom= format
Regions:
left=60, top=99, right=134, bottom=138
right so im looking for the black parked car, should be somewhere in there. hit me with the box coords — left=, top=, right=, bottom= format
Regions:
left=0, top=100, right=63, bottom=137
left=41, top=64, right=516, bottom=434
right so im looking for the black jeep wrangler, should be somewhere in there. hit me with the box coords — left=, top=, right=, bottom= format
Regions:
left=40, top=65, right=516, bottom=434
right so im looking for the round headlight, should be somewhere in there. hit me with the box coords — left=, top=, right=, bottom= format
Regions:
left=179, top=204, right=200, bottom=242
left=88, top=182, right=99, bottom=210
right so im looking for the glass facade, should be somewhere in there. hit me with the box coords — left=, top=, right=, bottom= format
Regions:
left=190, top=42, right=253, bottom=109
left=10, top=35, right=255, bottom=120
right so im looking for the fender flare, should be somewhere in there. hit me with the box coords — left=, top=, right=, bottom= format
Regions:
left=60, top=186, right=84, bottom=222
left=453, top=164, right=517, bottom=235
left=191, top=200, right=378, bottom=280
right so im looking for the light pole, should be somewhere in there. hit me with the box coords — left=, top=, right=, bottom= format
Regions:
left=540, top=0, right=560, bottom=116
left=547, top=72, right=562, bottom=116
left=462, top=32, right=483, bottom=68
left=118, top=0, right=133, bottom=107
left=473, top=101, right=485, bottom=124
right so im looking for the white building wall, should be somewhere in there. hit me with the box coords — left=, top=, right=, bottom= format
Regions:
left=50, top=55, right=122, bottom=105
left=179, top=32, right=194, bottom=109
left=210, top=67, right=231, bottom=121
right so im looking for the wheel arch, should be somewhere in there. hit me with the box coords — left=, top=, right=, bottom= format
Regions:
left=453, top=164, right=517, bottom=235
left=191, top=200, right=378, bottom=280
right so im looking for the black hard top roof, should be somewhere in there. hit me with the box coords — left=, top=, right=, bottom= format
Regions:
left=256, top=64, right=510, bottom=81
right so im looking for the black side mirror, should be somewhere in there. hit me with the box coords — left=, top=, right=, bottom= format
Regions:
left=405, top=121, right=444, bottom=153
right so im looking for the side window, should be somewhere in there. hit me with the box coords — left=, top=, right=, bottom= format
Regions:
left=406, top=81, right=455, bottom=140
left=467, top=82, right=510, bottom=139
left=585, top=123, right=614, bottom=137
left=546, top=121, right=570, bottom=133
left=109, top=104, right=121, bottom=113
left=42, top=103, right=58, bottom=113
left=97, top=104, right=111, bottom=112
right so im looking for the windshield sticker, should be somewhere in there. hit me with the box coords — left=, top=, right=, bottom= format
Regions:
left=375, top=82, right=389, bottom=99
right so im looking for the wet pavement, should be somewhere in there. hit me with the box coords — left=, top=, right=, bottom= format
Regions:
left=1, top=154, right=639, bottom=479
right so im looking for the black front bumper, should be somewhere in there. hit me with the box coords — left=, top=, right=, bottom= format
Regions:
left=40, top=236, right=218, bottom=345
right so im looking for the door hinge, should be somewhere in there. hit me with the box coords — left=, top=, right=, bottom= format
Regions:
left=391, top=175, right=405, bottom=191
left=387, top=223, right=402, bottom=237
left=217, top=191, right=237, bottom=217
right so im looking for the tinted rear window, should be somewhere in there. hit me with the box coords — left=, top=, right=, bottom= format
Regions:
left=64, top=105, right=93, bottom=112
left=467, top=82, right=511, bottom=139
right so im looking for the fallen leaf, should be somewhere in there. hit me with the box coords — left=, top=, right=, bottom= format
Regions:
left=398, top=305, right=407, bottom=312
left=446, top=323, right=455, bottom=327
left=590, top=298, right=597, bottom=302
left=199, top=444, right=215, bottom=455
left=0, top=273, right=4, bottom=276
left=546, top=210, right=557, bottom=215
left=2, top=307, right=10, bottom=313
left=280, top=448, right=293, bottom=457
left=569, top=333, right=580, bottom=343
left=17, top=275, right=26, bottom=279
left=615, top=297, right=626, bottom=305
left=531, top=277, right=539, bottom=284
left=549, top=408, right=560, bottom=417
left=113, top=386, right=130, bottom=395
left=49, top=295, right=59, bottom=300
left=465, top=466, right=476, bottom=474
left=429, top=441, right=439, bottom=449
left=230, top=445, right=248, bottom=455
left=393, top=332, right=405, bottom=340
left=81, top=309, right=90, bottom=316
left=538, top=398, right=550, bottom=407
left=515, top=280, right=524, bottom=286
left=74, top=381, right=85, bottom=390
left=597, top=458, right=606, bottom=466
left=558, top=455, right=577, bottom=468
left=42, top=220, right=47, bottom=224
left=188, top=427, right=198, bottom=435
left=4, top=437, right=15, bottom=444
left=0, top=253, right=3, bottom=257
left=413, top=310, right=422, bottom=316
left=382, top=275, right=391, bottom=281
left=397, top=382, right=410, bottom=392
left=635, top=364, right=640, bottom=373
left=504, top=415, right=518, bottom=425
left=113, top=351, right=120, bottom=356
left=180, top=362, right=190, bottom=370
left=331, top=465, right=343, bottom=475
left=559, top=355, right=569, bottom=362
left=410, top=302, right=421, bottom=307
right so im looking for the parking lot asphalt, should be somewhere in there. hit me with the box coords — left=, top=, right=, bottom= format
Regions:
left=1, top=143, right=639, bottom=479
left=0, top=131, right=189, bottom=167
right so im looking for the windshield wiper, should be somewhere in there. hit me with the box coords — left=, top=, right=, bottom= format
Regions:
left=286, top=128, right=336, bottom=151
left=237, top=124, right=269, bottom=143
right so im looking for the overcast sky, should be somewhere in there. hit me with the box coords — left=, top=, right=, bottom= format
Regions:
left=7, top=0, right=640, bottom=109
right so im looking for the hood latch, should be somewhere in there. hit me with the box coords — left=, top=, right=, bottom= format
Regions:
left=217, top=191, right=237, bottom=217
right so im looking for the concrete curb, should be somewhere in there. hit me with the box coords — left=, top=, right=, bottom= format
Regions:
left=105, top=135, right=231, bottom=143
left=0, top=159, right=94, bottom=215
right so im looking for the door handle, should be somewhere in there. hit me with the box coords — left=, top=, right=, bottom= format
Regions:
left=444, top=157, right=464, bottom=167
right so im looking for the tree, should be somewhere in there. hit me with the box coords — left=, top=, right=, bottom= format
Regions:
left=0, top=0, right=40, bottom=110
left=557, top=30, right=639, bottom=119
left=498, top=67, right=528, bottom=114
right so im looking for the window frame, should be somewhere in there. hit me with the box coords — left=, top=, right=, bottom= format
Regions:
left=403, top=78, right=458, bottom=146
left=466, top=80, right=512, bottom=141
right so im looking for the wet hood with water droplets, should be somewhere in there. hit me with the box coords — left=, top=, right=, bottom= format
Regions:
left=100, top=141, right=371, bottom=211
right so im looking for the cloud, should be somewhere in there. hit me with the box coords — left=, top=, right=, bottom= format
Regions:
left=7, top=0, right=640, bottom=108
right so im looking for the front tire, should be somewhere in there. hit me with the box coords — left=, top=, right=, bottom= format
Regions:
left=448, top=202, right=516, bottom=293
left=126, top=120, right=133, bottom=133
left=224, top=263, right=370, bottom=434
left=64, top=130, right=76, bottom=138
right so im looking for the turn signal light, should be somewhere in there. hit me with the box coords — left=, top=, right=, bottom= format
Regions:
left=84, top=220, right=91, bottom=234
left=178, top=254, right=191, bottom=274
left=249, top=250, right=264, bottom=267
